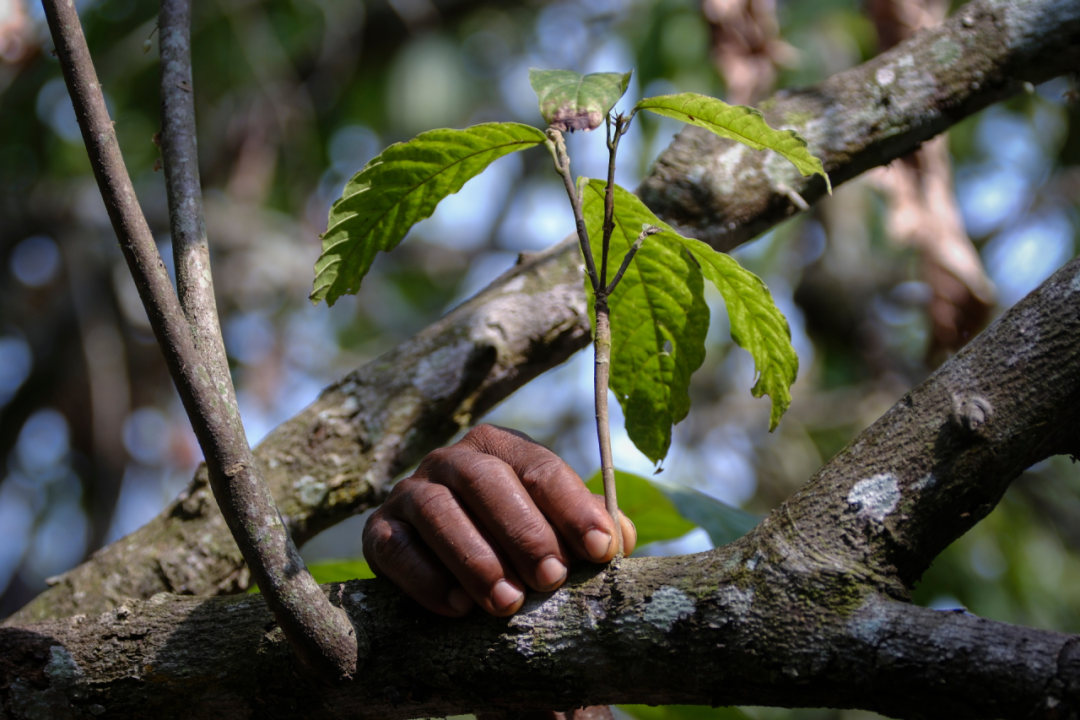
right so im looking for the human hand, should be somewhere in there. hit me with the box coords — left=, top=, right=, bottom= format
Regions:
left=362, top=424, right=637, bottom=617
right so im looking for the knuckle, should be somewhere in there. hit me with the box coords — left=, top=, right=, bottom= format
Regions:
left=404, top=483, right=458, bottom=527
left=504, top=516, right=555, bottom=558
left=415, top=446, right=457, bottom=476
left=462, top=423, right=500, bottom=449
left=520, top=454, right=569, bottom=492
left=364, top=517, right=410, bottom=565
left=455, top=454, right=509, bottom=494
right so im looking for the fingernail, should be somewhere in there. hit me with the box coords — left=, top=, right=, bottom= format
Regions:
left=447, top=587, right=473, bottom=615
left=492, top=580, right=524, bottom=612
left=584, top=529, right=613, bottom=562
left=536, top=556, right=567, bottom=590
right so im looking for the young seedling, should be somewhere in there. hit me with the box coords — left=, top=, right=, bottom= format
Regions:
left=311, top=69, right=830, bottom=556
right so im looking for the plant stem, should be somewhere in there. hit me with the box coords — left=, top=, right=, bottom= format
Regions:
left=546, top=124, right=629, bottom=555
left=599, top=114, right=624, bottom=290
left=545, top=129, right=599, bottom=294
left=593, top=300, right=623, bottom=555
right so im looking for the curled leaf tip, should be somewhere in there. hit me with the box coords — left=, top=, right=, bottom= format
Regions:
left=529, top=68, right=632, bottom=133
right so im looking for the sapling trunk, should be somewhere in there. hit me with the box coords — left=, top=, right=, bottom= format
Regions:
left=546, top=115, right=646, bottom=557
left=592, top=301, right=622, bottom=554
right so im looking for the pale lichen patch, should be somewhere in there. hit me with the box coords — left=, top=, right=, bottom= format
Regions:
left=848, top=474, right=900, bottom=523
left=705, top=585, right=754, bottom=629
left=46, top=645, right=82, bottom=683
left=508, top=589, right=574, bottom=657
left=709, top=144, right=748, bottom=196
left=931, top=36, right=963, bottom=66
left=912, top=473, right=937, bottom=492
left=875, top=66, right=896, bottom=86
left=643, top=586, right=696, bottom=633
left=294, top=475, right=328, bottom=507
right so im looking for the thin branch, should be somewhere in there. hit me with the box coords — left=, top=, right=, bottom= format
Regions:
left=606, top=225, right=659, bottom=296
left=40, top=0, right=358, bottom=680
left=159, top=0, right=230, bottom=390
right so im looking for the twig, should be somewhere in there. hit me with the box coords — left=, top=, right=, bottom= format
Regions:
left=775, top=182, right=810, bottom=211
left=599, top=113, right=625, bottom=290
left=592, top=114, right=634, bottom=556
left=606, top=225, right=659, bottom=296
left=42, top=0, right=358, bottom=680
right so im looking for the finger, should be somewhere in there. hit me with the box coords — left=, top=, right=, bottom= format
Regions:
left=619, top=510, right=637, bottom=556
left=419, top=446, right=569, bottom=593
left=362, top=507, right=474, bottom=617
left=460, top=425, right=618, bottom=563
left=390, top=476, right=526, bottom=616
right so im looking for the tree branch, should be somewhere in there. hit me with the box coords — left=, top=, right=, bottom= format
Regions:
left=40, top=0, right=357, bottom=679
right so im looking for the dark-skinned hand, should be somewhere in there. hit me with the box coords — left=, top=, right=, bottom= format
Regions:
left=362, top=424, right=637, bottom=617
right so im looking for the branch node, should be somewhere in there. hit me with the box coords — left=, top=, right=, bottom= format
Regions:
left=950, top=393, right=993, bottom=436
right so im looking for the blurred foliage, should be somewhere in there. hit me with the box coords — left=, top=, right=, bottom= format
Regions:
left=587, top=469, right=698, bottom=548
left=249, top=559, right=375, bottom=593
left=0, top=0, right=1078, bottom=718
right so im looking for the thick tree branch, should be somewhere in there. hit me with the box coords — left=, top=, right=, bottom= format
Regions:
left=10, top=0, right=1077, bottom=630
left=40, top=0, right=357, bottom=679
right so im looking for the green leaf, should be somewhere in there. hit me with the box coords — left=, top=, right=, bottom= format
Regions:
left=585, top=470, right=696, bottom=547
left=619, top=705, right=753, bottom=720
left=674, top=235, right=798, bottom=431
left=306, top=560, right=376, bottom=584
left=311, top=122, right=547, bottom=306
left=529, top=69, right=632, bottom=132
left=583, top=181, right=797, bottom=435
left=635, top=93, right=831, bottom=192
left=649, top=478, right=760, bottom=546
left=581, top=180, right=709, bottom=463
left=248, top=559, right=375, bottom=593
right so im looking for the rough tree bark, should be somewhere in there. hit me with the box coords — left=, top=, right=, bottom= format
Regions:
left=2, top=0, right=1079, bottom=715
left=2, top=253, right=1079, bottom=719
left=8, top=0, right=1076, bottom=628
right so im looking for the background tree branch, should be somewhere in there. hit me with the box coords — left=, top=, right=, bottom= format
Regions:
left=8, top=0, right=1077, bottom=628
left=2, top=254, right=1079, bottom=717
left=639, top=0, right=1080, bottom=251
